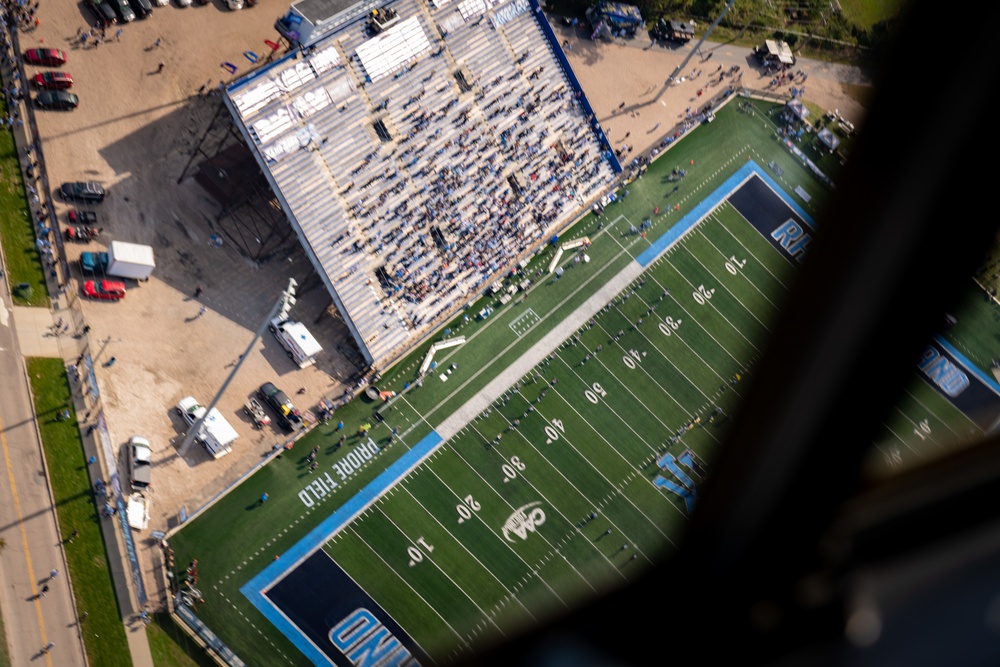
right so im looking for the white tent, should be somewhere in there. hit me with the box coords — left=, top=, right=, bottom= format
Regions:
left=818, top=127, right=841, bottom=151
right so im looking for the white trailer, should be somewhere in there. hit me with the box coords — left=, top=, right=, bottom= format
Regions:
left=107, top=241, right=156, bottom=280
left=175, top=396, right=238, bottom=459
left=269, top=317, right=323, bottom=368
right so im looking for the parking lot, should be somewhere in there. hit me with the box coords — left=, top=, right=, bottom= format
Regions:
left=23, top=0, right=360, bottom=606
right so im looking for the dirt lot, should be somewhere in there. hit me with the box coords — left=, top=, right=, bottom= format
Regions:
left=23, top=5, right=870, bottom=609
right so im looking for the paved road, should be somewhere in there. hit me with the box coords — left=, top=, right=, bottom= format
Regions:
left=0, top=284, right=86, bottom=665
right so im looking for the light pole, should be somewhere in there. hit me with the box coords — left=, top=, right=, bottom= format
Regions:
left=178, top=278, right=298, bottom=456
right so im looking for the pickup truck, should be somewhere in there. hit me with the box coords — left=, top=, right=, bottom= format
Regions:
left=68, top=209, right=99, bottom=226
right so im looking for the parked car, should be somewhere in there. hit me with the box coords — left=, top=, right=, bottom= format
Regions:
left=23, top=48, right=67, bottom=67
left=153, top=0, right=168, bottom=7
left=35, top=90, right=79, bottom=110
left=68, top=209, right=98, bottom=225
left=126, top=436, right=152, bottom=490
left=80, top=251, right=110, bottom=275
left=226, top=0, right=244, bottom=9
left=60, top=181, right=106, bottom=203
left=32, top=71, right=73, bottom=90
left=175, top=0, right=192, bottom=8
left=85, top=0, right=117, bottom=26
left=110, top=0, right=136, bottom=22
left=128, top=0, right=153, bottom=18
left=257, top=382, right=304, bottom=432
left=83, top=279, right=126, bottom=301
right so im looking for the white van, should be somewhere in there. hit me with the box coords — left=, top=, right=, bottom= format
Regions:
left=269, top=317, right=323, bottom=368
left=175, top=396, right=239, bottom=459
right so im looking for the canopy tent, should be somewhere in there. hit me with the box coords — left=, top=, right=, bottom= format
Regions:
left=765, top=39, right=795, bottom=65
left=817, top=127, right=841, bottom=151
left=786, top=98, right=810, bottom=121
left=595, top=2, right=643, bottom=26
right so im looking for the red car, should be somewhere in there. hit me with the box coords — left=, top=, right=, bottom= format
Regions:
left=32, top=71, right=74, bottom=90
left=23, top=48, right=67, bottom=67
left=83, top=279, right=126, bottom=301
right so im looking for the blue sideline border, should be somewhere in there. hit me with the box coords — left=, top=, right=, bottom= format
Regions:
left=935, top=335, right=1000, bottom=396
left=241, top=430, right=444, bottom=666
left=636, top=160, right=815, bottom=268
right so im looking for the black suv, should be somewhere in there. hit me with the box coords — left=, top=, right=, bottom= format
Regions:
left=110, top=0, right=136, bottom=22
left=128, top=0, right=152, bottom=18
left=87, top=0, right=117, bottom=26
left=60, top=181, right=106, bottom=203
left=258, top=382, right=304, bottom=432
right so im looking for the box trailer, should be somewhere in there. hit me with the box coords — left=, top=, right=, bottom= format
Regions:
left=107, top=241, right=155, bottom=280
left=269, top=317, right=323, bottom=368
left=175, top=396, right=238, bottom=459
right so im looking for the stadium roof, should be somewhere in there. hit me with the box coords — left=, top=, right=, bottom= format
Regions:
left=226, top=0, right=616, bottom=369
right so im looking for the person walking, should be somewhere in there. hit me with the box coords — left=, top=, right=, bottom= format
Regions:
left=197, top=305, right=206, bottom=318
left=49, top=569, right=58, bottom=580
left=157, top=62, right=165, bottom=74
left=194, top=285, right=203, bottom=297
left=42, top=641, right=54, bottom=653
left=40, top=584, right=49, bottom=597
left=259, top=492, right=268, bottom=505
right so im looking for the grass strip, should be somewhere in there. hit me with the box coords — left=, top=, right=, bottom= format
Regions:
left=0, top=105, right=48, bottom=307
left=27, top=357, right=131, bottom=667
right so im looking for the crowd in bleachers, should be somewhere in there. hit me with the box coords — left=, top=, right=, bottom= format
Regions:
left=245, top=0, right=615, bottom=362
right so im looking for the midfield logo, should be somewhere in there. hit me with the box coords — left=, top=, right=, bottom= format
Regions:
left=502, top=502, right=546, bottom=542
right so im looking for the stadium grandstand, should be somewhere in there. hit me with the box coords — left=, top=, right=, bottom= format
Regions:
left=224, top=0, right=619, bottom=369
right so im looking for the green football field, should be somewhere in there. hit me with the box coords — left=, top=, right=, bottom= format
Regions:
left=168, top=97, right=985, bottom=666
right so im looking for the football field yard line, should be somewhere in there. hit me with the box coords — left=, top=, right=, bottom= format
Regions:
left=334, top=527, right=468, bottom=648
left=898, top=384, right=980, bottom=441
left=662, top=253, right=763, bottom=354
left=367, top=497, right=509, bottom=637
left=718, top=205, right=800, bottom=273
left=635, top=287, right=740, bottom=386
left=642, top=270, right=750, bottom=373
left=605, top=298, right=726, bottom=407
left=527, top=396, right=680, bottom=542
left=415, top=458, right=566, bottom=609
left=464, top=412, right=629, bottom=569
left=584, top=320, right=686, bottom=428
left=550, top=355, right=667, bottom=458
left=885, top=403, right=951, bottom=453
left=497, top=385, right=679, bottom=540
left=440, top=421, right=594, bottom=596
left=696, top=227, right=783, bottom=310
left=683, top=241, right=775, bottom=335
left=463, top=420, right=608, bottom=591
left=483, top=411, right=661, bottom=566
